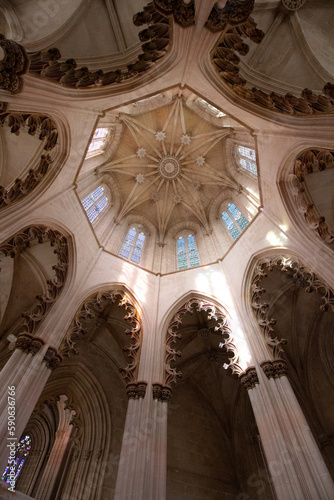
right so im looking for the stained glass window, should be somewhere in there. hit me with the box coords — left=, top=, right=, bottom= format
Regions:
left=196, top=98, right=225, bottom=117
left=2, top=435, right=31, bottom=487
left=177, top=234, right=200, bottom=270
left=238, top=145, right=257, bottom=175
left=81, top=186, right=108, bottom=223
left=119, top=227, right=146, bottom=264
left=86, top=128, right=110, bottom=158
left=222, top=203, right=248, bottom=240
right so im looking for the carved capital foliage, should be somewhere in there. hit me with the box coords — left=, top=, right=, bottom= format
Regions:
left=28, top=3, right=170, bottom=89
left=126, top=381, right=148, bottom=399
left=0, top=226, right=69, bottom=335
left=0, top=111, right=58, bottom=211
left=165, top=298, right=242, bottom=387
left=239, top=366, right=259, bottom=390
left=43, top=346, right=63, bottom=371
left=290, top=149, right=334, bottom=247
left=15, top=334, right=45, bottom=355
left=206, top=0, right=255, bottom=32
left=152, top=383, right=172, bottom=402
left=0, top=34, right=29, bottom=93
left=62, top=290, right=142, bottom=385
left=261, top=359, right=288, bottom=379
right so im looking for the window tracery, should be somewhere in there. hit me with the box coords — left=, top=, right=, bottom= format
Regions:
left=222, top=202, right=248, bottom=240
left=86, top=128, right=110, bottom=158
left=177, top=233, right=200, bottom=270
left=237, top=145, right=257, bottom=175
left=81, top=186, right=108, bottom=223
left=196, top=97, right=226, bottom=117
left=119, top=225, right=146, bottom=264
left=2, top=435, right=31, bottom=487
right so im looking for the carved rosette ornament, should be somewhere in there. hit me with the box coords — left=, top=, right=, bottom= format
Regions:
left=239, top=367, right=259, bottom=390
left=0, top=226, right=69, bottom=335
left=62, top=290, right=142, bottom=385
left=126, top=381, right=148, bottom=399
left=0, top=34, right=29, bottom=93
left=261, top=359, right=288, bottom=379
left=290, top=149, right=334, bottom=247
left=205, top=0, right=255, bottom=32
left=15, top=334, right=45, bottom=355
left=165, top=298, right=242, bottom=388
left=152, top=383, right=172, bottom=402
left=251, top=255, right=334, bottom=357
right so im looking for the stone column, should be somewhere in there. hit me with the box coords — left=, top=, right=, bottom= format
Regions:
left=242, top=363, right=334, bottom=500
left=0, top=335, right=62, bottom=470
left=34, top=395, right=75, bottom=500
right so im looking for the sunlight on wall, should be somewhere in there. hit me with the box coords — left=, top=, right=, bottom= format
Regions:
left=195, top=266, right=252, bottom=371
left=119, top=261, right=149, bottom=306
left=266, top=228, right=288, bottom=246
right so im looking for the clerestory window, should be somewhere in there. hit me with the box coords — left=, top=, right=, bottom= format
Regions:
left=1, top=434, right=31, bottom=487
left=86, top=128, right=110, bottom=158
left=119, top=226, right=146, bottom=264
left=237, top=145, right=257, bottom=175
left=81, top=186, right=108, bottom=223
left=222, top=202, right=249, bottom=241
left=177, top=233, right=200, bottom=270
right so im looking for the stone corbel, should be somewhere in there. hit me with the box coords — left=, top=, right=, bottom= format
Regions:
left=261, top=359, right=288, bottom=379
left=152, top=383, right=172, bottom=402
left=43, top=346, right=63, bottom=371
left=126, top=381, right=148, bottom=400
left=0, top=34, right=29, bottom=93
left=239, top=367, right=259, bottom=390
left=15, top=333, right=45, bottom=355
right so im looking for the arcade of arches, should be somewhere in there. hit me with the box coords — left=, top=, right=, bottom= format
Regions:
left=0, top=1, right=333, bottom=499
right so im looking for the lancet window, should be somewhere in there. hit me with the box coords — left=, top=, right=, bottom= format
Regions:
left=222, top=202, right=249, bottom=240
left=177, top=233, right=200, bottom=270
left=86, top=128, right=110, bottom=158
left=1, top=435, right=31, bottom=487
left=237, top=145, right=257, bottom=175
left=119, top=225, right=146, bottom=264
left=81, top=185, right=108, bottom=223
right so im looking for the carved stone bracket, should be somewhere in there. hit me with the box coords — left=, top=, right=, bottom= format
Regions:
left=0, top=226, right=69, bottom=335
left=15, top=333, right=45, bottom=355
left=43, top=346, right=63, bottom=371
left=28, top=3, right=170, bottom=89
left=206, top=0, right=255, bottom=32
left=261, top=359, right=288, bottom=379
left=165, top=298, right=242, bottom=387
left=62, top=290, right=142, bottom=385
left=152, top=0, right=195, bottom=28
left=290, top=149, right=334, bottom=247
left=239, top=366, right=259, bottom=390
left=0, top=34, right=30, bottom=93
left=126, top=381, right=148, bottom=399
left=152, top=383, right=172, bottom=402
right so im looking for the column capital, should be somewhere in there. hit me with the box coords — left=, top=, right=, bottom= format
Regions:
left=260, top=359, right=288, bottom=379
left=152, top=383, right=172, bottom=402
left=43, top=347, right=63, bottom=371
left=15, top=334, right=45, bottom=355
left=126, top=381, right=148, bottom=400
left=239, top=367, right=259, bottom=390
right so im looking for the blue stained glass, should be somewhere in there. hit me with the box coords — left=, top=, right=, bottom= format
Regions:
left=131, top=232, right=145, bottom=264
left=238, top=146, right=256, bottom=161
left=240, top=158, right=257, bottom=175
left=2, top=435, right=31, bottom=486
left=222, top=211, right=240, bottom=240
left=120, top=228, right=137, bottom=259
left=93, top=128, right=109, bottom=139
left=177, top=237, right=187, bottom=270
left=87, top=196, right=108, bottom=222
left=228, top=203, right=248, bottom=230
left=187, top=234, right=200, bottom=267
left=82, top=186, right=104, bottom=211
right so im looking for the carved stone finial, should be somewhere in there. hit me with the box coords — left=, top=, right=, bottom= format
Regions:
left=0, top=35, right=29, bottom=93
left=239, top=367, right=259, bottom=390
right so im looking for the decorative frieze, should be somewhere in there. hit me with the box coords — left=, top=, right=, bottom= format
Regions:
left=239, top=367, right=259, bottom=390
left=126, top=381, right=148, bottom=399
left=0, top=34, right=29, bottom=93
left=0, top=226, right=69, bottom=336
left=152, top=383, right=172, bottom=402
left=28, top=3, right=170, bottom=89
left=261, top=359, right=288, bottom=379
left=62, top=290, right=142, bottom=385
